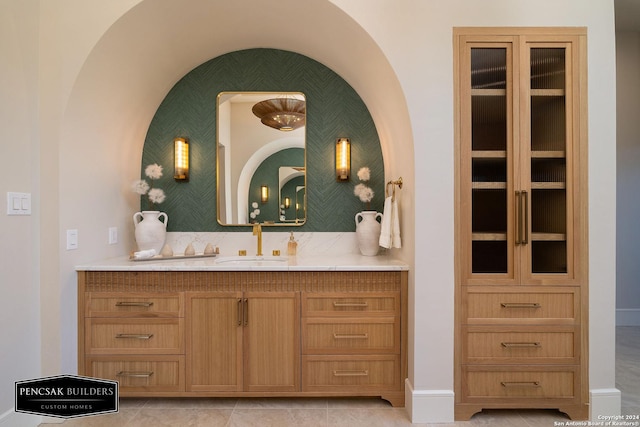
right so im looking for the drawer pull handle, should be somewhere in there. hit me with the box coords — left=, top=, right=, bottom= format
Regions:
left=115, top=333, right=154, bottom=339
left=500, top=381, right=541, bottom=388
left=333, top=370, right=369, bottom=377
left=115, top=302, right=154, bottom=307
left=500, top=303, right=541, bottom=309
left=116, top=371, right=154, bottom=378
left=333, top=302, right=368, bottom=308
left=501, top=342, right=541, bottom=348
left=333, top=333, right=369, bottom=340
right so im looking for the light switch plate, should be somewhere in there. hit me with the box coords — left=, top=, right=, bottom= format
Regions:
left=7, top=192, right=31, bottom=215
left=108, top=227, right=118, bottom=245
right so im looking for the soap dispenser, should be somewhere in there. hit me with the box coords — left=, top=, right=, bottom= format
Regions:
left=287, top=232, right=298, bottom=256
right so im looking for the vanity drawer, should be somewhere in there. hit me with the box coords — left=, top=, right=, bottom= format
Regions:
left=302, top=355, right=400, bottom=391
left=461, top=366, right=578, bottom=401
left=302, top=317, right=399, bottom=354
left=465, top=286, right=579, bottom=324
left=86, top=292, right=183, bottom=318
left=464, top=326, right=578, bottom=364
left=86, top=355, right=184, bottom=393
left=302, top=292, right=400, bottom=317
left=86, top=318, right=184, bottom=355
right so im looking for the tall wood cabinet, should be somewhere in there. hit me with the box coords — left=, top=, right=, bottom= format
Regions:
left=454, top=27, right=588, bottom=420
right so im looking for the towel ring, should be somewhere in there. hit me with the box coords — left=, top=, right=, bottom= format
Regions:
left=386, top=177, right=403, bottom=202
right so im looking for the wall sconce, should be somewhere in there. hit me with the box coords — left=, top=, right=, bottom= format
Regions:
left=261, top=185, right=269, bottom=203
left=174, top=137, right=189, bottom=181
left=336, top=137, right=350, bottom=181
left=284, top=197, right=291, bottom=209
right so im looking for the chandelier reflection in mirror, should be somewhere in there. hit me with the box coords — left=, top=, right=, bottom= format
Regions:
left=252, top=98, right=306, bottom=131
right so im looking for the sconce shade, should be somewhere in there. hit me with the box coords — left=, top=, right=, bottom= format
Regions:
left=261, top=185, right=269, bottom=203
left=252, top=98, right=305, bottom=132
left=336, top=138, right=351, bottom=181
left=174, top=137, right=189, bottom=181
left=284, top=197, right=291, bottom=209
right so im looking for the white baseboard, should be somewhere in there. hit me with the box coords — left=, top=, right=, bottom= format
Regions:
left=616, top=309, right=640, bottom=326
left=590, top=388, right=622, bottom=420
left=404, top=379, right=455, bottom=423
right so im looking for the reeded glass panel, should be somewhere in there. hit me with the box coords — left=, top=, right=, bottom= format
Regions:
left=529, top=48, right=568, bottom=274
left=470, top=48, right=509, bottom=274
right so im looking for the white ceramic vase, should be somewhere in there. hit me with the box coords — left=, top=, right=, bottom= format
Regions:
left=133, top=211, right=168, bottom=253
left=355, top=211, right=383, bottom=256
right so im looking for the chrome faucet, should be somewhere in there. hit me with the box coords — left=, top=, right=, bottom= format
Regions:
left=252, top=224, right=263, bottom=256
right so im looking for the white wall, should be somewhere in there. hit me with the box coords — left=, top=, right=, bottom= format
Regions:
left=0, top=0, right=619, bottom=425
left=0, top=1, right=42, bottom=426
left=616, top=31, right=640, bottom=326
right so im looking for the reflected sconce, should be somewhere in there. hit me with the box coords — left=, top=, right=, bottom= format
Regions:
left=284, top=197, right=291, bottom=209
left=174, top=137, right=189, bottom=181
left=261, top=185, right=269, bottom=203
left=336, top=137, right=350, bottom=181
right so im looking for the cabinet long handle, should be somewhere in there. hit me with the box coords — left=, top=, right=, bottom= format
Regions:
left=500, top=302, right=541, bottom=309
left=237, top=298, right=243, bottom=326
left=115, top=301, right=154, bottom=307
left=515, top=191, right=522, bottom=245
left=333, top=333, right=369, bottom=340
left=115, top=333, right=153, bottom=339
left=116, top=371, right=154, bottom=378
left=333, top=370, right=369, bottom=377
left=333, top=302, right=368, bottom=308
left=500, top=381, right=540, bottom=388
left=243, top=298, right=248, bottom=326
left=522, top=190, right=529, bottom=245
left=501, top=342, right=541, bottom=348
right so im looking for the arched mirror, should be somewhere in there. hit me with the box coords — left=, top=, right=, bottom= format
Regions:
left=216, top=92, right=306, bottom=226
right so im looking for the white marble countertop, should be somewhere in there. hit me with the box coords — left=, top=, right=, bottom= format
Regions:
left=75, top=253, right=409, bottom=272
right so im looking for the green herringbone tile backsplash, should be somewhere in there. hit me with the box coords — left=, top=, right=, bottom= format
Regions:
left=141, top=48, right=383, bottom=232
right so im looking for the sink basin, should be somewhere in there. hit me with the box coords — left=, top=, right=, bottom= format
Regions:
left=215, top=256, right=289, bottom=265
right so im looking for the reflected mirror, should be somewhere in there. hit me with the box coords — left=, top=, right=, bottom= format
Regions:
left=217, top=92, right=306, bottom=226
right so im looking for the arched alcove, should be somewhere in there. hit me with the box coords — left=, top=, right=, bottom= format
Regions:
left=57, top=0, right=414, bottom=390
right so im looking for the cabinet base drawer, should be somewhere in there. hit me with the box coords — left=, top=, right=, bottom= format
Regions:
left=86, top=292, right=183, bottom=318
left=464, top=326, right=578, bottom=364
left=86, top=356, right=185, bottom=393
left=303, top=317, right=399, bottom=354
left=302, top=355, right=400, bottom=392
left=462, top=366, right=578, bottom=400
left=86, top=318, right=184, bottom=354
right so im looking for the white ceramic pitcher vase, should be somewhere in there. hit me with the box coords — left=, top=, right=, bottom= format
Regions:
left=355, top=211, right=383, bottom=256
left=133, top=211, right=168, bottom=253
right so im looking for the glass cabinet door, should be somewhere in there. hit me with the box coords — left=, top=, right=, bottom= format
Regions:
left=523, top=44, right=572, bottom=278
left=465, top=43, right=515, bottom=278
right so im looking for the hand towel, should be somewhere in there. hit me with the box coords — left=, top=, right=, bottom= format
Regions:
left=379, top=196, right=402, bottom=249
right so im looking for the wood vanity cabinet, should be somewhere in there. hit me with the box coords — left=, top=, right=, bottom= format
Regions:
left=454, top=28, right=588, bottom=420
left=77, top=270, right=407, bottom=406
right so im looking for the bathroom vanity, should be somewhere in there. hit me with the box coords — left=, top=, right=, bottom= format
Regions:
left=76, top=255, right=408, bottom=406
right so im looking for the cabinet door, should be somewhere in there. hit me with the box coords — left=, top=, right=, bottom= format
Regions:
left=186, top=292, right=243, bottom=392
left=243, top=292, right=300, bottom=392
left=519, top=38, right=583, bottom=284
left=460, top=37, right=519, bottom=284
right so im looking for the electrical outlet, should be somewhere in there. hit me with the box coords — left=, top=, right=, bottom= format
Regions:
left=66, top=229, right=78, bottom=250
left=108, top=227, right=118, bottom=245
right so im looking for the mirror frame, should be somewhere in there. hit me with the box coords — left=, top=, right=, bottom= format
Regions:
left=216, top=91, right=307, bottom=226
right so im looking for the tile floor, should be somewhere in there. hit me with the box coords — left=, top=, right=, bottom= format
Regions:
left=40, top=326, right=640, bottom=426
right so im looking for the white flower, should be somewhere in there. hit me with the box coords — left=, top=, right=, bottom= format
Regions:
left=354, top=183, right=374, bottom=203
left=132, top=179, right=150, bottom=195
left=252, top=202, right=259, bottom=209
left=145, top=163, right=163, bottom=180
left=250, top=212, right=257, bottom=219
left=148, top=188, right=166, bottom=204
left=253, top=208, right=261, bottom=216
left=357, top=167, right=371, bottom=181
